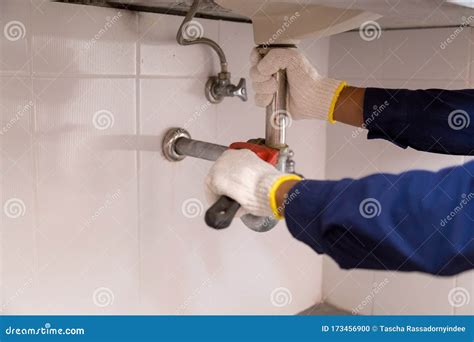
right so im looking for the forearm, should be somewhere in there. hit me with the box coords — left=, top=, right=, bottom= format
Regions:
left=333, top=87, right=474, bottom=155
left=363, top=88, right=474, bottom=154
left=332, top=86, right=365, bottom=127
left=275, top=179, right=300, bottom=215
left=274, top=86, right=364, bottom=210
left=281, top=161, right=474, bottom=276
left=333, top=86, right=474, bottom=155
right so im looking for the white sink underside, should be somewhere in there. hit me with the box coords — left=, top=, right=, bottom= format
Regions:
left=216, top=0, right=474, bottom=43
left=108, top=0, right=474, bottom=43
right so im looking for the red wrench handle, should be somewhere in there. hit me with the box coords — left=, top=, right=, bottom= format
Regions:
left=229, top=142, right=279, bottom=165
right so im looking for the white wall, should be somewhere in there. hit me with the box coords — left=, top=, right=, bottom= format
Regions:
left=324, top=27, right=474, bottom=315
left=0, top=0, right=328, bottom=314
left=7, top=0, right=469, bottom=317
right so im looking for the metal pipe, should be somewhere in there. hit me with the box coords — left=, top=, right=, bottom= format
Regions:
left=265, top=69, right=288, bottom=150
left=258, top=45, right=296, bottom=155
left=241, top=45, right=297, bottom=231
left=176, top=0, right=228, bottom=72
left=175, top=137, right=228, bottom=161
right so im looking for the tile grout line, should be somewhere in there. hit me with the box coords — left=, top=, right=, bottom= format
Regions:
left=29, top=0, right=41, bottom=304
left=135, top=12, right=142, bottom=309
left=2, top=74, right=210, bottom=80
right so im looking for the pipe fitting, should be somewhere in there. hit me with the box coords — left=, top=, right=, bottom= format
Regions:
left=176, top=0, right=247, bottom=104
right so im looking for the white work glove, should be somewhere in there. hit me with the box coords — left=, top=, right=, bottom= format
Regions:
left=250, top=48, right=346, bottom=122
left=205, top=149, right=301, bottom=218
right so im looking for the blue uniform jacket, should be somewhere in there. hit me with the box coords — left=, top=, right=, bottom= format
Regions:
left=285, top=88, right=474, bottom=276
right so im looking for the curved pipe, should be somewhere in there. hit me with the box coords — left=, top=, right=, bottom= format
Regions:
left=176, top=0, right=228, bottom=72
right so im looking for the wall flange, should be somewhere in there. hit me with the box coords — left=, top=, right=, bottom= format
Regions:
left=162, top=128, right=191, bottom=162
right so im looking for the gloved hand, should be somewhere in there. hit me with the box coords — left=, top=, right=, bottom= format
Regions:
left=205, top=149, right=301, bottom=218
left=250, top=48, right=346, bottom=122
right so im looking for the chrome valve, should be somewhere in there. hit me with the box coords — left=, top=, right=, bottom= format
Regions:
left=205, top=72, right=247, bottom=103
left=176, top=0, right=247, bottom=105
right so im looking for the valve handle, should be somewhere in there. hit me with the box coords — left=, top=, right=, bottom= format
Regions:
left=232, top=78, right=248, bottom=102
left=205, top=196, right=241, bottom=229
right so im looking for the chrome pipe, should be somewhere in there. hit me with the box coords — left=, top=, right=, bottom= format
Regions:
left=258, top=45, right=296, bottom=153
left=176, top=0, right=247, bottom=104
left=162, top=128, right=227, bottom=162
left=241, top=46, right=297, bottom=232
left=176, top=0, right=228, bottom=72
left=175, top=137, right=228, bottom=161
left=265, top=69, right=288, bottom=150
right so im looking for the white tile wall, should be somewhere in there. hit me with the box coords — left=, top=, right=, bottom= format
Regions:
left=324, top=27, right=473, bottom=315
left=0, top=0, right=31, bottom=75
left=6, top=0, right=471, bottom=317
left=139, top=14, right=218, bottom=78
left=31, top=3, right=137, bottom=76
left=0, top=0, right=327, bottom=314
left=1, top=76, right=36, bottom=312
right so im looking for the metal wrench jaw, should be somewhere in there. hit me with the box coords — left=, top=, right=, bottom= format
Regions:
left=241, top=214, right=278, bottom=233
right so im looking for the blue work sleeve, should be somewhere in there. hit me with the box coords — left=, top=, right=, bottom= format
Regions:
left=364, top=88, right=474, bottom=155
left=285, top=160, right=474, bottom=276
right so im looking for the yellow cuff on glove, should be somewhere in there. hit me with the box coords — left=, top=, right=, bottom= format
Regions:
left=269, top=174, right=303, bottom=220
left=328, top=81, right=347, bottom=124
